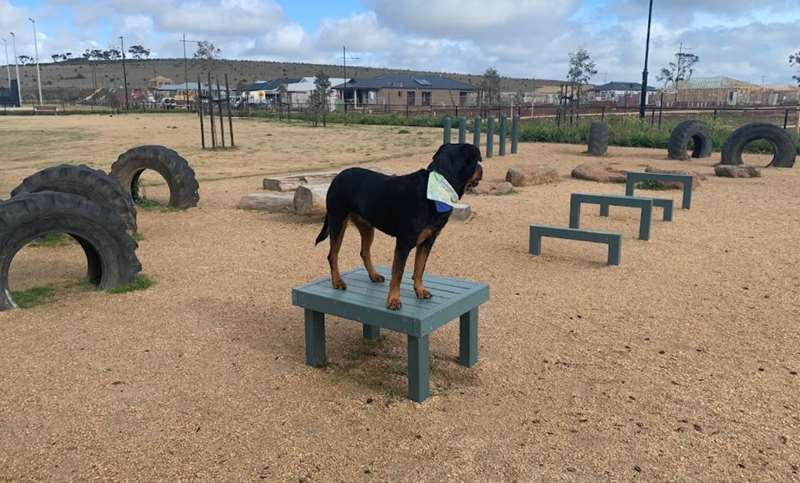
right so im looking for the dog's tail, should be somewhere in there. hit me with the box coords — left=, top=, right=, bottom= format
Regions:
left=315, top=214, right=329, bottom=245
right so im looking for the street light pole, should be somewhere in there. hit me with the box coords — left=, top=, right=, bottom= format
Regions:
left=2, top=38, right=10, bottom=89
left=29, top=18, right=43, bottom=104
left=120, top=36, right=129, bottom=111
left=9, top=32, right=21, bottom=106
left=639, top=0, right=654, bottom=119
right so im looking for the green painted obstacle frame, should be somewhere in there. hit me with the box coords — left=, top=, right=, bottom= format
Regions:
left=292, top=267, right=490, bottom=402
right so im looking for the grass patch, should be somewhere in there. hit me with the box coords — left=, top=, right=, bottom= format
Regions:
left=107, top=275, right=154, bottom=294
left=11, top=286, right=56, bottom=309
left=397, top=129, right=410, bottom=134
left=132, top=232, right=145, bottom=242
left=29, top=233, right=74, bottom=247
left=135, top=199, right=179, bottom=213
left=637, top=180, right=668, bottom=190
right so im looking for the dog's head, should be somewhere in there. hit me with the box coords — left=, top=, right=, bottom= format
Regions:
left=427, top=143, right=483, bottom=198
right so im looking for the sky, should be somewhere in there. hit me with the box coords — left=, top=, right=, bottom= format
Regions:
left=1, top=0, right=799, bottom=85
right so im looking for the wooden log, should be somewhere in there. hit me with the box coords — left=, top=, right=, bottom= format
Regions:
left=293, top=184, right=329, bottom=215
left=238, top=192, right=294, bottom=212
left=263, top=176, right=305, bottom=192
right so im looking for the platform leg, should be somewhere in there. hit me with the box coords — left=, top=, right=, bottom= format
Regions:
left=599, top=203, right=610, bottom=217
left=662, top=202, right=673, bottom=222
left=639, top=204, right=652, bottom=241
left=529, top=227, right=542, bottom=255
left=459, top=308, right=479, bottom=367
left=625, top=178, right=635, bottom=196
left=304, top=309, right=326, bottom=367
left=362, top=324, right=381, bottom=341
left=682, top=180, right=692, bottom=209
left=569, top=199, right=582, bottom=229
left=408, top=335, right=430, bottom=402
left=608, top=238, right=622, bottom=266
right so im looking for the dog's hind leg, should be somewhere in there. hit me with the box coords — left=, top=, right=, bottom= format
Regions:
left=387, top=239, right=414, bottom=310
left=351, top=215, right=385, bottom=283
left=327, top=213, right=349, bottom=290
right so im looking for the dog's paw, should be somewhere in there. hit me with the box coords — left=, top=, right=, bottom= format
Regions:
left=332, top=279, right=347, bottom=290
left=414, top=287, right=432, bottom=299
left=386, top=297, right=402, bottom=310
left=369, top=273, right=386, bottom=283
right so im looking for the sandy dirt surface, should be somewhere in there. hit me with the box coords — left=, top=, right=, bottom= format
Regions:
left=0, top=114, right=799, bottom=481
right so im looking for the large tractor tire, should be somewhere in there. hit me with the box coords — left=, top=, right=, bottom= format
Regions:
left=667, top=120, right=713, bottom=160
left=110, top=145, right=200, bottom=209
left=587, top=122, right=609, bottom=156
left=0, top=191, right=142, bottom=311
left=720, top=123, right=797, bottom=168
left=10, top=164, right=138, bottom=234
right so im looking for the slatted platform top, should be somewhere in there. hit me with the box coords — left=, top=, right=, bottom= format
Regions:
left=292, top=266, right=489, bottom=337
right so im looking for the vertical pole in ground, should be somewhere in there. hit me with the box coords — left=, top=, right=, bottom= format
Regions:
left=216, top=77, right=225, bottom=148
left=486, top=115, right=494, bottom=158
left=458, top=116, right=466, bottom=144
left=207, top=72, right=216, bottom=148
left=784, top=109, right=789, bottom=130
left=443, top=116, right=452, bottom=144
left=499, top=115, right=507, bottom=156
left=197, top=77, right=205, bottom=149
left=473, top=116, right=481, bottom=150
left=225, top=73, right=234, bottom=147
left=650, top=107, right=655, bottom=127
left=511, top=114, right=519, bottom=154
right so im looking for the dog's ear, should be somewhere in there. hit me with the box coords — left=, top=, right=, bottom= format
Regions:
left=427, top=143, right=460, bottom=181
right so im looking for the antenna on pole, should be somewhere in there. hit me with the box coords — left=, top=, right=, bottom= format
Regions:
left=180, top=35, right=203, bottom=111
left=338, top=46, right=359, bottom=120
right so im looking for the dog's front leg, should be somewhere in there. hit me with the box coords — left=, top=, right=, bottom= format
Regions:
left=413, top=236, right=436, bottom=299
left=387, top=241, right=413, bottom=310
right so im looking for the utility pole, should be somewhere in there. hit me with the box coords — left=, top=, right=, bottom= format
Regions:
left=29, top=18, right=43, bottom=104
left=180, top=34, right=202, bottom=111
left=2, top=38, right=10, bottom=89
left=120, top=36, right=129, bottom=111
left=639, top=0, right=654, bottom=119
left=342, top=46, right=347, bottom=115
left=9, top=32, right=21, bottom=106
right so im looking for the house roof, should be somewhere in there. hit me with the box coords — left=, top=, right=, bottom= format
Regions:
left=595, top=82, right=656, bottom=92
left=288, top=77, right=348, bottom=93
left=678, top=76, right=758, bottom=90
left=158, top=82, right=227, bottom=91
left=244, top=78, right=303, bottom=92
left=332, top=74, right=477, bottom=91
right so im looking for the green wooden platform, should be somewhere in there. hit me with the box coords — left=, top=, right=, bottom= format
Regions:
left=292, top=266, right=490, bottom=402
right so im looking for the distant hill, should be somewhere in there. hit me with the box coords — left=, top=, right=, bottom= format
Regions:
left=3, top=58, right=565, bottom=102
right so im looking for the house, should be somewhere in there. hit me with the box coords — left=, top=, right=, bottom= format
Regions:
left=594, top=82, right=656, bottom=106
left=243, top=78, right=301, bottom=105
left=156, top=82, right=228, bottom=103
left=332, top=74, right=478, bottom=108
left=660, top=76, right=761, bottom=107
left=285, top=77, right=347, bottom=106
left=147, top=75, right=174, bottom=90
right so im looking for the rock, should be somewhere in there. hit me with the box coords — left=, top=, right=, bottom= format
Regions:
left=450, top=203, right=472, bottom=221
left=505, top=166, right=560, bottom=187
left=472, top=181, right=513, bottom=195
left=263, top=168, right=393, bottom=192
left=714, top=165, right=762, bottom=178
left=644, top=166, right=704, bottom=189
left=238, top=192, right=294, bottom=212
left=571, top=163, right=627, bottom=183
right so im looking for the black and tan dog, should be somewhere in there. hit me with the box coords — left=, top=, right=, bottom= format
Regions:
left=315, top=143, right=482, bottom=310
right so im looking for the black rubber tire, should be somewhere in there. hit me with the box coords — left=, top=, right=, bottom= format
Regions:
left=720, top=123, right=797, bottom=168
left=0, top=191, right=142, bottom=311
left=10, top=164, right=138, bottom=234
left=110, top=145, right=200, bottom=209
left=668, top=120, right=713, bottom=160
left=587, top=122, right=609, bottom=156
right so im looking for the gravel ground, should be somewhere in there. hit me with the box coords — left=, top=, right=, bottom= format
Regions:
left=1, top=115, right=798, bottom=481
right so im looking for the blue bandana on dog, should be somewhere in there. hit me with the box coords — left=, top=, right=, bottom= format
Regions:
left=427, top=171, right=459, bottom=213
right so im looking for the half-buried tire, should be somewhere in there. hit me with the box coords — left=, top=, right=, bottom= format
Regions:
left=720, top=123, right=797, bottom=168
left=110, top=145, right=200, bottom=209
left=668, top=120, right=713, bottom=160
left=0, top=191, right=142, bottom=311
left=10, top=164, right=138, bottom=234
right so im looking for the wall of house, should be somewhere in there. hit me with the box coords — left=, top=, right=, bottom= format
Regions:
left=373, top=88, right=477, bottom=107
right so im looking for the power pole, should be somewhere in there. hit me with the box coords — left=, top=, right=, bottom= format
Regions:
left=2, top=38, right=10, bottom=89
left=9, top=32, right=21, bottom=106
left=639, top=0, right=654, bottom=119
left=29, top=18, right=43, bottom=104
left=180, top=35, right=202, bottom=111
left=120, top=36, right=129, bottom=111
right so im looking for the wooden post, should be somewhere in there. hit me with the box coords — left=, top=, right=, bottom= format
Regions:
left=443, top=116, right=452, bottom=144
left=486, top=115, right=494, bottom=158
left=197, top=77, right=205, bottom=149
left=511, top=114, right=519, bottom=154
left=216, top=77, right=225, bottom=148
left=472, top=116, right=481, bottom=150
left=458, top=116, right=466, bottom=143
left=499, top=115, right=507, bottom=156
left=207, top=72, right=216, bottom=149
left=225, top=73, right=234, bottom=147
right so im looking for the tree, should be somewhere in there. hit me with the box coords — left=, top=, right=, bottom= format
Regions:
left=102, top=48, right=122, bottom=61
left=51, top=54, right=61, bottom=63
left=193, top=41, right=220, bottom=60
left=128, top=45, right=151, bottom=60
left=310, top=70, right=331, bottom=127
left=791, top=51, right=800, bottom=86
left=566, top=48, right=597, bottom=108
left=17, top=55, right=33, bottom=65
left=657, top=49, right=699, bottom=100
left=480, top=67, right=501, bottom=106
